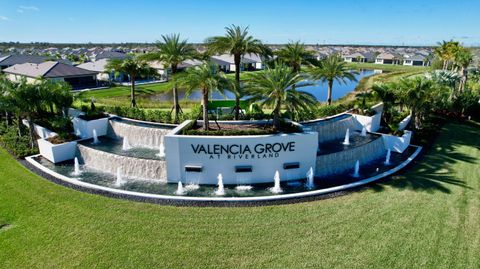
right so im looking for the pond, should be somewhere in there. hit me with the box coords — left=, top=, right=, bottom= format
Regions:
left=149, top=69, right=375, bottom=102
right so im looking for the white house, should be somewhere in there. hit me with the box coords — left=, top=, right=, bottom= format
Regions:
left=403, top=54, right=430, bottom=66
left=210, top=54, right=260, bottom=72
left=344, top=52, right=375, bottom=63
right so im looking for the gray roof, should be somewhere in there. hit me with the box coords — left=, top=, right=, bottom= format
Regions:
left=404, top=54, right=427, bottom=61
left=0, top=54, right=49, bottom=67
left=3, top=61, right=98, bottom=78
left=95, top=51, right=129, bottom=60
left=210, top=54, right=257, bottom=65
left=77, top=59, right=109, bottom=72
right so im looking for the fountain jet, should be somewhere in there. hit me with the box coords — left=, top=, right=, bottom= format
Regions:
left=215, top=174, right=225, bottom=196
left=71, top=157, right=82, bottom=176
left=156, top=140, right=166, bottom=158
left=270, top=171, right=283, bottom=194
left=115, top=167, right=125, bottom=187
left=343, top=128, right=350, bottom=145
left=92, top=129, right=100, bottom=144
left=353, top=160, right=360, bottom=178
left=175, top=181, right=186, bottom=195
left=384, top=149, right=391, bottom=165
left=122, top=137, right=132, bottom=151
left=305, top=167, right=315, bottom=189
left=361, top=126, right=367, bottom=137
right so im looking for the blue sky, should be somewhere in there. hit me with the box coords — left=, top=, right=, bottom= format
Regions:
left=0, top=0, right=479, bottom=45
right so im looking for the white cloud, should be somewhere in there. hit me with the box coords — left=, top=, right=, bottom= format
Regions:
left=0, top=16, right=9, bottom=21
left=18, top=5, right=39, bottom=12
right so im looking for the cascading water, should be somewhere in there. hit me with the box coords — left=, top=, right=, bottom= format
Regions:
left=353, top=160, right=360, bottom=178
left=361, top=126, right=367, bottom=137
left=122, top=137, right=132, bottom=151
left=92, top=129, right=100, bottom=144
left=343, top=128, right=350, bottom=145
left=305, top=167, right=315, bottom=189
left=384, top=149, right=391, bottom=165
left=304, top=115, right=358, bottom=143
left=214, top=174, right=225, bottom=196
left=270, top=171, right=283, bottom=194
left=235, top=185, right=253, bottom=191
left=175, top=181, right=186, bottom=195
left=107, top=119, right=172, bottom=148
left=71, top=157, right=82, bottom=176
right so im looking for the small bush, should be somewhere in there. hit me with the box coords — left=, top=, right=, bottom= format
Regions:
left=0, top=127, right=38, bottom=158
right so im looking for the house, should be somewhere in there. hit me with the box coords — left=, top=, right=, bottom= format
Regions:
left=344, top=52, right=375, bottom=63
left=403, top=54, right=430, bottom=66
left=375, top=53, right=401, bottom=65
left=3, top=61, right=99, bottom=90
left=210, top=54, right=259, bottom=72
left=93, top=51, right=129, bottom=61
left=148, top=59, right=203, bottom=79
left=77, top=58, right=128, bottom=82
left=0, top=54, right=49, bottom=70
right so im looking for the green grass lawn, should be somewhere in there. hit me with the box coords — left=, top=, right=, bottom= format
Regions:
left=0, top=121, right=479, bottom=268
left=346, top=62, right=431, bottom=72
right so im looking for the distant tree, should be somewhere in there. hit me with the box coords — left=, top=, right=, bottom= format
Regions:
left=106, top=58, right=156, bottom=107
left=309, top=54, right=358, bottom=105
left=275, top=41, right=315, bottom=73
left=206, top=25, right=271, bottom=120
left=140, top=34, right=197, bottom=123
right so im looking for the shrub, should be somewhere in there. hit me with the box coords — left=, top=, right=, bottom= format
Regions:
left=0, top=127, right=38, bottom=158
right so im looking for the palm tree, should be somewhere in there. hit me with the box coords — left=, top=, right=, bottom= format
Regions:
left=206, top=25, right=271, bottom=120
left=177, top=63, right=229, bottom=130
left=434, top=40, right=460, bottom=70
left=244, top=64, right=317, bottom=130
left=309, top=54, right=358, bottom=105
left=275, top=41, right=315, bottom=73
left=141, top=34, right=197, bottom=123
left=396, top=77, right=434, bottom=130
left=106, top=58, right=155, bottom=108
left=453, top=46, right=473, bottom=92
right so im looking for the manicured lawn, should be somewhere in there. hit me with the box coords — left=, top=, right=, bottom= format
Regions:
left=347, top=62, right=430, bottom=72
left=1, top=124, right=479, bottom=268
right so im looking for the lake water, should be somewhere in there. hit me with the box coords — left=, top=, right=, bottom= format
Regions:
left=149, top=69, right=374, bottom=102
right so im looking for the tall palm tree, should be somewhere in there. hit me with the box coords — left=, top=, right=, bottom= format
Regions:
left=434, top=40, right=460, bottom=70
left=106, top=58, right=155, bottom=108
left=177, top=63, right=229, bottom=130
left=453, top=46, right=473, bottom=92
left=275, top=41, right=315, bottom=73
left=244, top=64, right=317, bottom=130
left=141, top=34, right=197, bottom=123
left=206, top=25, right=271, bottom=120
left=309, top=54, right=358, bottom=105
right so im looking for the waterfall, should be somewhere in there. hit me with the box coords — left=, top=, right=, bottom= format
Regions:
left=315, top=136, right=385, bottom=177
left=303, top=115, right=359, bottom=143
left=156, top=140, right=165, bottom=158
left=77, top=144, right=167, bottom=182
left=107, top=119, right=172, bottom=148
